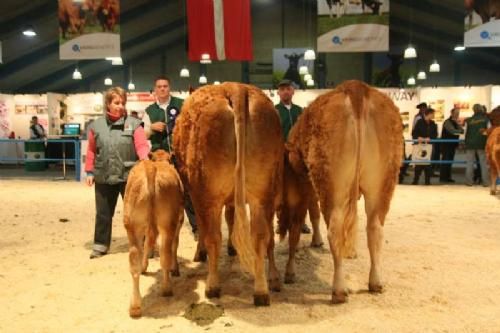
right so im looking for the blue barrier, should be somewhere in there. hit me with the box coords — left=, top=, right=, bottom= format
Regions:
left=403, top=138, right=468, bottom=165
left=0, top=138, right=81, bottom=181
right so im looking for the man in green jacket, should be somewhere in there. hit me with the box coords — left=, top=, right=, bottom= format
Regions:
left=275, top=79, right=311, bottom=234
left=275, top=79, right=303, bottom=140
left=143, top=76, right=197, bottom=235
left=464, top=103, right=490, bottom=186
left=143, top=76, right=184, bottom=152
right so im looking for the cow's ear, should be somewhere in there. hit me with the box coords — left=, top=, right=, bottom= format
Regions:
left=148, top=152, right=154, bottom=160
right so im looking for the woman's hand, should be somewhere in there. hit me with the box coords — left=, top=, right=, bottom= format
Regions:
left=86, top=175, right=95, bottom=186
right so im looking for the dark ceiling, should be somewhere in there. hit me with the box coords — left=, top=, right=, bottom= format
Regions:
left=0, top=0, right=498, bottom=93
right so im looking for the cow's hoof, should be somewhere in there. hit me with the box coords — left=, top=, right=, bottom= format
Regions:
left=162, top=289, right=174, bottom=297
left=331, top=291, right=348, bottom=304
left=205, top=287, right=221, bottom=299
left=491, top=190, right=497, bottom=196
left=227, top=246, right=237, bottom=257
left=310, top=240, right=324, bottom=248
left=368, top=283, right=384, bottom=294
left=269, top=278, right=281, bottom=292
left=284, top=273, right=295, bottom=284
left=254, top=294, right=270, bottom=306
left=171, top=269, right=180, bottom=277
left=193, top=250, right=207, bottom=263
left=129, top=306, right=142, bottom=318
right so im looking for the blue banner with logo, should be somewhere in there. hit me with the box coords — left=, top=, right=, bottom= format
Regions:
left=317, top=0, right=389, bottom=52
left=59, top=0, right=121, bottom=60
left=464, top=1, right=500, bottom=47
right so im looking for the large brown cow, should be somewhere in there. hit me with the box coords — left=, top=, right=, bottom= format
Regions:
left=486, top=127, right=500, bottom=195
left=173, top=82, right=283, bottom=306
left=486, top=106, right=500, bottom=195
left=123, top=150, right=184, bottom=317
left=283, top=80, right=402, bottom=303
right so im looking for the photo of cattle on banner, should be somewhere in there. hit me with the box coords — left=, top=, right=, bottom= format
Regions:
left=58, top=0, right=120, bottom=42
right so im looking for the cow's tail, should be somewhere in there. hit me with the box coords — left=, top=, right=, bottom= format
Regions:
left=336, top=82, right=366, bottom=257
left=230, top=86, right=255, bottom=275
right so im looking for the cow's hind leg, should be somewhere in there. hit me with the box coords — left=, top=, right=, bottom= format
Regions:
left=225, top=205, right=237, bottom=256
left=203, top=206, right=223, bottom=298
left=364, top=193, right=386, bottom=293
left=285, top=216, right=302, bottom=284
left=309, top=199, right=323, bottom=247
left=328, top=201, right=355, bottom=304
left=193, top=209, right=208, bottom=262
left=158, top=227, right=175, bottom=297
left=125, top=223, right=146, bottom=317
left=142, top=224, right=157, bottom=272
left=490, top=164, right=498, bottom=195
left=170, top=211, right=183, bottom=276
left=250, top=203, right=273, bottom=306
left=266, top=209, right=281, bottom=292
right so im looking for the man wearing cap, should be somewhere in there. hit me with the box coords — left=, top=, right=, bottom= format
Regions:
left=276, top=79, right=303, bottom=141
left=142, top=76, right=197, bottom=236
left=275, top=79, right=311, bottom=234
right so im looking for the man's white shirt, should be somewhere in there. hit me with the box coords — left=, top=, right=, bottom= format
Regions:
left=142, top=97, right=171, bottom=138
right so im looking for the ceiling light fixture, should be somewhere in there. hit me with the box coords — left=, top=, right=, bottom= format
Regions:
left=199, top=75, right=207, bottom=84
left=200, top=53, right=212, bottom=64
left=404, top=45, right=417, bottom=59
left=417, top=71, right=427, bottom=80
left=180, top=67, right=190, bottom=78
left=304, top=49, right=316, bottom=61
left=429, top=60, right=440, bottom=73
left=72, top=67, right=82, bottom=80
left=23, top=26, right=36, bottom=37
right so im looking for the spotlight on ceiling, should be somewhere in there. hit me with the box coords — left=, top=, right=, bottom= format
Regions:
left=23, top=26, right=36, bottom=37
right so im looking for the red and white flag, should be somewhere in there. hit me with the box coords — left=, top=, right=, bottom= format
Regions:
left=187, top=0, right=253, bottom=61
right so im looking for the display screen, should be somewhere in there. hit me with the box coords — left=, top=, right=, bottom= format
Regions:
left=63, top=123, right=80, bottom=136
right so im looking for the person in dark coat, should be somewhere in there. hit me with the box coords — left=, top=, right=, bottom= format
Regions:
left=412, top=108, right=438, bottom=185
left=439, top=108, right=464, bottom=183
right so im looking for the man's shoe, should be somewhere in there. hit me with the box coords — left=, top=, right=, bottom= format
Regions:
left=301, top=224, right=311, bottom=234
left=89, top=250, right=106, bottom=259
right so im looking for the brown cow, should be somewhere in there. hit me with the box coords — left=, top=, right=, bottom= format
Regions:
left=277, top=156, right=324, bottom=284
left=283, top=80, right=402, bottom=303
left=123, top=150, right=184, bottom=317
left=486, top=106, right=500, bottom=195
left=173, top=82, right=284, bottom=306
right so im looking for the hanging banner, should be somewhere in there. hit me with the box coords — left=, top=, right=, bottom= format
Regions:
left=187, top=0, right=253, bottom=61
left=464, top=0, right=500, bottom=47
left=59, top=0, right=121, bottom=60
left=272, top=48, right=314, bottom=89
left=317, top=0, right=390, bottom=52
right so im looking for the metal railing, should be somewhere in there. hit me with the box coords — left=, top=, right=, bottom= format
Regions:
left=0, top=138, right=81, bottom=181
left=403, top=138, right=468, bottom=164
